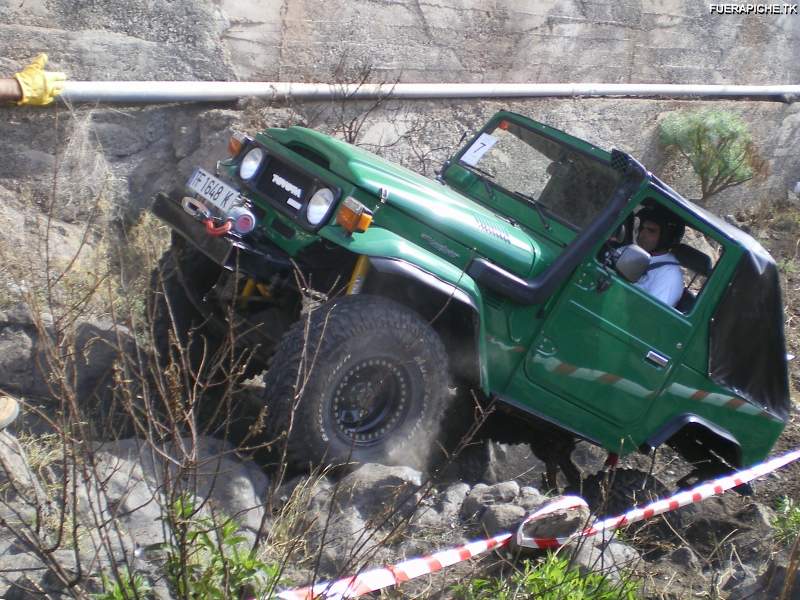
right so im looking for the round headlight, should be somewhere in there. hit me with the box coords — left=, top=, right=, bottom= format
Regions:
left=239, top=147, right=264, bottom=180
left=307, top=188, right=335, bottom=225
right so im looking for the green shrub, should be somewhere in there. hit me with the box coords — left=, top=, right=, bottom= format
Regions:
left=452, top=552, right=639, bottom=599
left=659, top=109, right=766, bottom=202
left=773, top=496, right=800, bottom=545
left=95, top=568, right=152, bottom=600
left=164, top=494, right=284, bottom=599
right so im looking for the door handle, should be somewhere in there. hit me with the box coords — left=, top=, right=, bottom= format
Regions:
left=596, top=272, right=612, bottom=293
left=645, top=350, right=669, bottom=368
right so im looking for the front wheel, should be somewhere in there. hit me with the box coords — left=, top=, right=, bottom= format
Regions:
left=261, top=295, right=450, bottom=471
left=149, top=236, right=222, bottom=372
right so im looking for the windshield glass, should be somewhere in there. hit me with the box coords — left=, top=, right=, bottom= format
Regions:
left=458, top=119, right=621, bottom=230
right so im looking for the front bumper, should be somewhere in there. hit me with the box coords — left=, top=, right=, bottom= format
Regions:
left=151, top=192, right=292, bottom=280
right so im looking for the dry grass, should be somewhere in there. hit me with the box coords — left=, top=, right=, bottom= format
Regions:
left=0, top=106, right=280, bottom=598
left=259, top=466, right=335, bottom=573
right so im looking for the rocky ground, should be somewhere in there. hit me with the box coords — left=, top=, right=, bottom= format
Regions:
left=0, top=299, right=797, bottom=598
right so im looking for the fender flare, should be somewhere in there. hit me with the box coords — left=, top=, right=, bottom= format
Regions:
left=366, top=256, right=489, bottom=393
left=642, top=413, right=742, bottom=465
left=368, top=257, right=478, bottom=311
left=318, top=224, right=497, bottom=390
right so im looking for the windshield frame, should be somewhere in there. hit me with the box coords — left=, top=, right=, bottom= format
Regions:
left=448, top=113, right=622, bottom=236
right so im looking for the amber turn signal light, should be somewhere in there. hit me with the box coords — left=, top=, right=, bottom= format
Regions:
left=228, top=131, right=247, bottom=157
left=336, top=197, right=373, bottom=234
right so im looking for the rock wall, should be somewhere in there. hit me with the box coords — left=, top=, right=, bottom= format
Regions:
left=7, top=0, right=797, bottom=84
left=1, top=0, right=798, bottom=222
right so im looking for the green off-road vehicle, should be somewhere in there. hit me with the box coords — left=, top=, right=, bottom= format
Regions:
left=151, top=110, right=790, bottom=491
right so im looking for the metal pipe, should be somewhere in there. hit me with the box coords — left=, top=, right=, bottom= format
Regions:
left=61, top=81, right=800, bottom=103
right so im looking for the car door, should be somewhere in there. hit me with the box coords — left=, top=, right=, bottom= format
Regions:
left=520, top=237, right=693, bottom=432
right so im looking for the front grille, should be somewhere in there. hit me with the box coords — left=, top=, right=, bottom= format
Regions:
left=256, top=158, right=316, bottom=218
left=271, top=218, right=295, bottom=239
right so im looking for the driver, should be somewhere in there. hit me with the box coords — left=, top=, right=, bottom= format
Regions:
left=634, top=205, right=684, bottom=307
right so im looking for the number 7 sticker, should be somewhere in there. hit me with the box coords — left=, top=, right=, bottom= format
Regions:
left=460, top=133, right=498, bottom=167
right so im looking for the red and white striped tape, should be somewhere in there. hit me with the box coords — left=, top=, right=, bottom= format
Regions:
left=277, top=532, right=512, bottom=600
left=515, top=495, right=590, bottom=549
left=584, top=447, right=800, bottom=538
left=277, top=448, right=800, bottom=600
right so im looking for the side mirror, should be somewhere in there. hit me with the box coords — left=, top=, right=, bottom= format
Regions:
left=612, top=244, right=651, bottom=282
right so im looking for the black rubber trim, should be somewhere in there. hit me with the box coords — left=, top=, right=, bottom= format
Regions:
left=466, top=150, right=646, bottom=305
left=368, top=257, right=478, bottom=311
left=493, top=393, right=603, bottom=447
left=641, top=413, right=741, bottom=456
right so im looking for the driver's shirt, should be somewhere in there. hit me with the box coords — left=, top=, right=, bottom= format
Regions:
left=635, top=252, right=683, bottom=307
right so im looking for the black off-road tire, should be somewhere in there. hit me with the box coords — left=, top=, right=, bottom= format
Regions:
left=576, top=468, right=672, bottom=518
left=261, top=294, right=450, bottom=471
left=575, top=468, right=687, bottom=537
left=149, top=237, right=222, bottom=372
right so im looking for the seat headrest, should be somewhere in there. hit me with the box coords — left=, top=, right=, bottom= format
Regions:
left=672, top=243, right=713, bottom=277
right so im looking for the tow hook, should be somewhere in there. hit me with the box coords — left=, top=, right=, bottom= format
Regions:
left=181, top=196, right=230, bottom=235
left=204, top=218, right=232, bottom=237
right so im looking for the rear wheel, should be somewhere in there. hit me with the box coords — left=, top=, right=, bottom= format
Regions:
left=572, top=467, right=686, bottom=555
left=261, top=295, right=451, bottom=470
left=575, top=468, right=672, bottom=518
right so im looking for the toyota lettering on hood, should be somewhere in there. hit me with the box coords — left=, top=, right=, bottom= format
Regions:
left=272, top=173, right=303, bottom=199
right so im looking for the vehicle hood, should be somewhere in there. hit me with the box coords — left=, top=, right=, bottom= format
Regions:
left=267, top=126, right=535, bottom=276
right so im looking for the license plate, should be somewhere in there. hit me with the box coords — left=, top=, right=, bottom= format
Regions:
left=186, top=168, right=241, bottom=213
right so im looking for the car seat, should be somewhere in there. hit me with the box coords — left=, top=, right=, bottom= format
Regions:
left=672, top=243, right=713, bottom=312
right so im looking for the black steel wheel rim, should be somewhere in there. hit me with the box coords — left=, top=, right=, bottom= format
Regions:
left=331, top=357, right=411, bottom=446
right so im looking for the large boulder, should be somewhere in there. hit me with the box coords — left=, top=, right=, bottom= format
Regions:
left=0, top=549, right=85, bottom=599
left=335, top=463, right=423, bottom=522
left=566, top=537, right=642, bottom=583
left=0, top=306, right=136, bottom=432
left=440, top=439, right=550, bottom=487
left=461, top=481, right=520, bottom=519
left=0, top=324, right=36, bottom=394
left=480, top=503, right=526, bottom=536
left=90, top=436, right=270, bottom=547
left=728, top=556, right=800, bottom=600
left=282, top=465, right=425, bottom=575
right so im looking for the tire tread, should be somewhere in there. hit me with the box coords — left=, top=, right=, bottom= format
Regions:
left=262, top=294, right=450, bottom=470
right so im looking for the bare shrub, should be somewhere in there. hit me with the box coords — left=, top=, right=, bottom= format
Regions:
left=0, top=105, right=285, bottom=599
